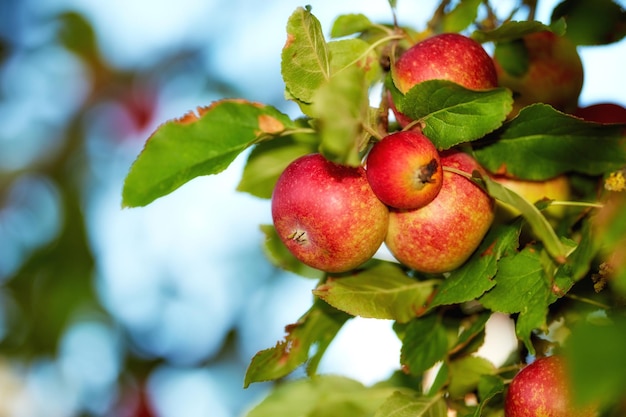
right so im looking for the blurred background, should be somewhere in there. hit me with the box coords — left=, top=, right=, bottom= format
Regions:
left=0, top=0, right=624, bottom=416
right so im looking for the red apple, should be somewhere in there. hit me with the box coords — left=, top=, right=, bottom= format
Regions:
left=491, top=174, right=571, bottom=221
left=505, top=356, right=596, bottom=417
left=366, top=131, right=443, bottom=209
left=385, top=151, right=494, bottom=274
left=494, top=31, right=584, bottom=117
left=574, top=102, right=626, bottom=124
left=271, top=153, right=389, bottom=273
left=390, top=33, right=498, bottom=126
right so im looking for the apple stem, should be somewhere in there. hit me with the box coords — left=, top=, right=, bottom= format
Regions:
left=362, top=123, right=383, bottom=141
left=402, top=119, right=425, bottom=132
left=442, top=166, right=473, bottom=180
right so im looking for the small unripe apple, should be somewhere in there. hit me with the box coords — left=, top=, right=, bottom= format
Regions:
left=366, top=131, right=443, bottom=209
left=390, top=33, right=498, bottom=126
left=491, top=174, right=571, bottom=221
left=494, top=31, right=584, bottom=117
left=505, top=356, right=596, bottom=417
left=574, top=102, right=626, bottom=124
left=271, top=153, right=389, bottom=273
left=385, top=151, right=494, bottom=274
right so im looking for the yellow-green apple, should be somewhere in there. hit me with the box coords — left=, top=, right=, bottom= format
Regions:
left=390, top=33, right=498, bottom=127
left=505, top=356, right=596, bottom=417
left=575, top=102, right=626, bottom=124
left=491, top=174, right=571, bottom=221
left=494, top=31, right=584, bottom=117
left=271, top=153, right=389, bottom=273
left=385, top=151, right=494, bottom=273
left=366, top=131, right=443, bottom=209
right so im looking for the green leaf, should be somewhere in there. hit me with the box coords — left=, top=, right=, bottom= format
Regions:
left=553, top=220, right=597, bottom=294
left=330, top=13, right=375, bottom=38
left=471, top=19, right=565, bottom=43
left=565, top=317, right=626, bottom=410
left=472, top=375, right=505, bottom=417
left=479, top=174, right=568, bottom=263
left=474, top=104, right=626, bottom=180
left=493, top=38, right=528, bottom=77
left=237, top=127, right=319, bottom=198
left=122, top=100, right=294, bottom=207
left=448, top=356, right=496, bottom=398
left=260, top=225, right=324, bottom=279
left=312, top=66, right=369, bottom=166
left=328, top=38, right=382, bottom=84
left=479, top=246, right=550, bottom=354
left=244, top=299, right=350, bottom=387
left=452, top=311, right=492, bottom=354
left=247, top=375, right=400, bottom=417
left=282, top=7, right=330, bottom=104
left=399, top=315, right=448, bottom=376
left=442, top=0, right=482, bottom=33
left=374, top=391, right=448, bottom=417
left=429, top=222, right=521, bottom=308
left=425, top=361, right=449, bottom=396
left=396, top=80, right=512, bottom=150
left=551, top=0, right=626, bottom=45
left=313, top=262, right=439, bottom=323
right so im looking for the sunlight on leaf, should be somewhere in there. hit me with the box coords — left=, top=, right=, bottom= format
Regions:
left=282, top=7, right=330, bottom=104
left=247, top=375, right=403, bottom=417
left=312, top=66, right=371, bottom=166
left=331, top=13, right=375, bottom=38
left=397, top=80, right=512, bottom=149
left=373, top=391, right=447, bottom=417
left=313, top=262, right=439, bottom=323
left=244, top=299, right=350, bottom=387
left=122, top=100, right=294, bottom=207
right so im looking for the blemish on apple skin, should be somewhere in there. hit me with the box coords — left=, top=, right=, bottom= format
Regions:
left=289, top=230, right=308, bottom=244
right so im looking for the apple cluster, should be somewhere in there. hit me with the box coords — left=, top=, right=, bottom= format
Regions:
left=271, top=33, right=500, bottom=274
left=270, top=29, right=624, bottom=276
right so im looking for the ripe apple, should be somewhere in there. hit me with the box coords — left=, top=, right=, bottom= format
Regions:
left=574, top=102, right=626, bottom=124
left=491, top=174, right=571, bottom=221
left=365, top=131, right=443, bottom=209
left=493, top=31, right=584, bottom=117
left=271, top=153, right=389, bottom=273
left=385, top=151, right=494, bottom=274
left=390, top=33, right=498, bottom=126
left=505, top=356, right=596, bottom=417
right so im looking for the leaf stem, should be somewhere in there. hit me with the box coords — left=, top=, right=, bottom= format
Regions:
left=549, top=200, right=604, bottom=209
left=564, top=293, right=611, bottom=310
left=334, top=33, right=405, bottom=77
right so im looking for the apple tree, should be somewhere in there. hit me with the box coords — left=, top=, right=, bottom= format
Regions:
left=122, top=0, right=626, bottom=415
